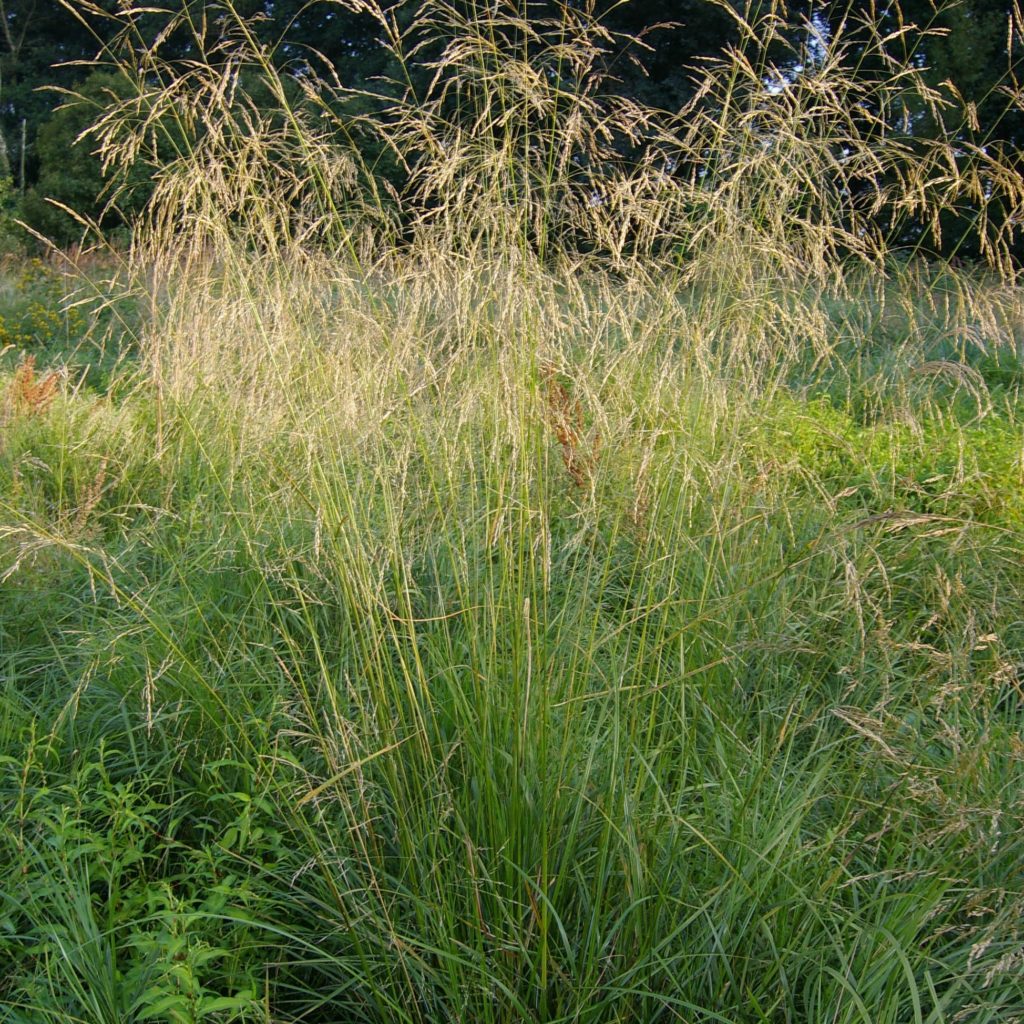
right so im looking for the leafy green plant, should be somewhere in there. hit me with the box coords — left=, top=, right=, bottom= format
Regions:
left=0, top=259, right=86, bottom=352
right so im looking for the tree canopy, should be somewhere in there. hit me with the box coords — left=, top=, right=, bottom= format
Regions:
left=3, top=1, right=1023, bottom=255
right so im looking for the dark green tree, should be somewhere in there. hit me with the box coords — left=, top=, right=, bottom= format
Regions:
left=6, top=1, right=1023, bottom=257
left=0, top=0, right=122, bottom=189
left=19, top=69, right=150, bottom=244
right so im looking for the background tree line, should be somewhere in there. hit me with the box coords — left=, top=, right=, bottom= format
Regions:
left=1, top=0, right=1021, bottom=256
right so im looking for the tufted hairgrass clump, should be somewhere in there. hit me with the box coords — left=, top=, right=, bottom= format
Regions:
left=2, top=2, right=1024, bottom=1022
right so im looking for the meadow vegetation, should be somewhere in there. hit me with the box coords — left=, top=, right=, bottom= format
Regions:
left=1, top=2, right=1023, bottom=1021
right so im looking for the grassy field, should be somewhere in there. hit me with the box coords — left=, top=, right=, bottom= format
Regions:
left=2, top=2, right=1024, bottom=1022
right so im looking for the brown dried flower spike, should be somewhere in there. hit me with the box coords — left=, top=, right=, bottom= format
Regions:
left=540, top=361, right=599, bottom=488
left=9, top=355, right=59, bottom=417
